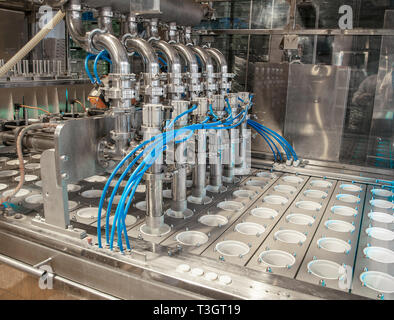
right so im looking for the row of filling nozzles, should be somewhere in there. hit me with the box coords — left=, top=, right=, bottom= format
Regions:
left=0, top=59, right=64, bottom=78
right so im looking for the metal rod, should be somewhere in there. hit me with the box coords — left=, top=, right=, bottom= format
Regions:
left=0, top=253, right=119, bottom=300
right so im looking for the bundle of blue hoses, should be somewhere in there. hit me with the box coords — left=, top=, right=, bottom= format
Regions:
left=97, top=98, right=252, bottom=252
left=85, top=50, right=112, bottom=84
left=247, top=119, right=298, bottom=164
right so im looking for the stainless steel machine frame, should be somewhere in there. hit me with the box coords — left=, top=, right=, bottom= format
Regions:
left=0, top=0, right=393, bottom=301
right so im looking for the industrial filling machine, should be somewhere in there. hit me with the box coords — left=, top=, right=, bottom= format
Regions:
left=0, top=0, right=392, bottom=300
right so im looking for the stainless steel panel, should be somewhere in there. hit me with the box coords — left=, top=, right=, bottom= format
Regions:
left=296, top=181, right=367, bottom=292
left=284, top=64, right=351, bottom=162
left=251, top=63, right=289, bottom=155
left=163, top=173, right=281, bottom=256
left=54, top=117, right=115, bottom=185
left=126, top=173, right=258, bottom=245
left=204, top=173, right=308, bottom=266
left=247, top=176, right=337, bottom=278
left=351, top=185, right=394, bottom=300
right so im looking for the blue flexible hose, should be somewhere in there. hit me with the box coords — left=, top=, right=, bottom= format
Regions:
left=94, top=50, right=112, bottom=84
left=248, top=121, right=280, bottom=161
left=166, top=104, right=198, bottom=129
left=105, top=101, right=253, bottom=250
left=249, top=119, right=297, bottom=160
left=85, top=53, right=97, bottom=84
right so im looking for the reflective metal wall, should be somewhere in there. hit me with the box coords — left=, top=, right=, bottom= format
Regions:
left=197, top=0, right=394, bottom=170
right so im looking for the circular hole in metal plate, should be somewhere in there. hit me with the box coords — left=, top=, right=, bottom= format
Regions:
left=304, top=189, right=328, bottom=199
left=0, top=170, right=18, bottom=178
left=235, top=222, right=265, bottom=236
left=163, top=189, right=172, bottom=199
left=6, top=159, right=27, bottom=166
left=198, top=215, right=228, bottom=227
left=25, top=194, right=44, bottom=205
left=317, top=237, right=351, bottom=253
left=2, top=188, right=30, bottom=198
left=336, top=194, right=360, bottom=204
left=81, top=190, right=102, bottom=199
left=366, top=227, right=394, bottom=241
left=259, top=250, right=295, bottom=268
left=68, top=201, right=78, bottom=211
left=136, top=201, right=146, bottom=211
left=217, top=201, right=243, bottom=212
left=331, top=205, right=358, bottom=217
left=307, top=260, right=345, bottom=280
left=176, top=231, right=209, bottom=246
left=340, top=184, right=362, bottom=192
left=215, top=240, right=250, bottom=257
left=15, top=175, right=38, bottom=182
left=233, top=189, right=255, bottom=199
left=360, top=271, right=394, bottom=294
left=67, top=184, right=81, bottom=192
left=370, top=199, right=393, bottom=210
left=84, top=175, right=107, bottom=183
left=139, top=223, right=171, bottom=237
left=263, top=195, right=288, bottom=205
left=296, top=201, right=322, bottom=211
left=282, top=176, right=303, bottom=184
left=25, top=163, right=40, bottom=170
left=368, top=212, right=394, bottom=224
left=371, top=189, right=393, bottom=198
left=77, top=207, right=100, bottom=219
left=256, top=171, right=276, bottom=179
left=274, top=185, right=297, bottom=194
left=0, top=184, right=8, bottom=191
left=109, top=215, right=137, bottom=227
left=246, top=179, right=266, bottom=187
left=363, top=247, right=394, bottom=264
left=286, top=213, right=315, bottom=226
left=325, top=220, right=355, bottom=233
left=310, top=180, right=332, bottom=188
left=251, top=207, right=279, bottom=219
left=274, top=229, right=306, bottom=244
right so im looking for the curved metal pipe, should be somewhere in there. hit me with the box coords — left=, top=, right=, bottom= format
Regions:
left=93, top=33, right=129, bottom=74
left=124, top=37, right=160, bottom=75
left=98, top=6, right=114, bottom=34
left=191, top=46, right=214, bottom=75
left=205, top=48, right=228, bottom=75
left=66, top=0, right=89, bottom=51
left=151, top=40, right=181, bottom=74
left=126, top=14, right=138, bottom=37
left=205, top=47, right=230, bottom=94
left=172, top=43, right=198, bottom=74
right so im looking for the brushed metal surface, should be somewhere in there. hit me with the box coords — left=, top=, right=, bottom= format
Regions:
left=247, top=176, right=337, bottom=278
left=296, top=181, right=367, bottom=291
left=285, top=64, right=351, bottom=162
left=351, top=184, right=394, bottom=300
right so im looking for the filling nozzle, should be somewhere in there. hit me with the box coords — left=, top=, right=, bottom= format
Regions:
left=140, top=104, right=170, bottom=236
left=166, top=101, right=194, bottom=218
left=235, top=92, right=252, bottom=176
left=207, top=95, right=227, bottom=194
left=189, top=98, right=212, bottom=205
left=223, top=93, right=240, bottom=183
